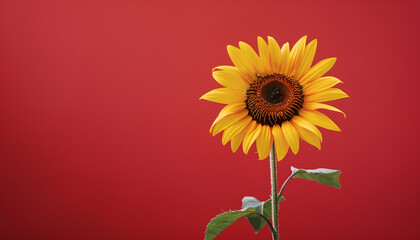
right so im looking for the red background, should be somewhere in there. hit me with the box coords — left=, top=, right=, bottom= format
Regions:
left=1, top=0, right=419, bottom=239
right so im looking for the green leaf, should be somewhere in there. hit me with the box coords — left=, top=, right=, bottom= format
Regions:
left=205, top=196, right=286, bottom=240
left=204, top=208, right=258, bottom=240
left=242, top=197, right=264, bottom=233
left=242, top=196, right=263, bottom=214
left=242, top=196, right=285, bottom=233
left=291, top=166, right=342, bottom=188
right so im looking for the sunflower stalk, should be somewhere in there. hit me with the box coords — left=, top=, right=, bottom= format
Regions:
left=269, top=143, right=279, bottom=240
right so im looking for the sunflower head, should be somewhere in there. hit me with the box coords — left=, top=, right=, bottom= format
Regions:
left=201, top=36, right=348, bottom=161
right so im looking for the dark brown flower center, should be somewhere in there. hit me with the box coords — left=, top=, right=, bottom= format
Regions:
left=245, top=74, right=304, bottom=126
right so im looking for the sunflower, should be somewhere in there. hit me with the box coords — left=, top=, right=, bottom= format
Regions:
left=200, top=36, right=348, bottom=161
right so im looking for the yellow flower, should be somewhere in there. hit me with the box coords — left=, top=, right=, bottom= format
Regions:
left=200, top=36, right=348, bottom=161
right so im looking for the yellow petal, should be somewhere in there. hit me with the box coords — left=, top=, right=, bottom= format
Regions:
left=231, top=120, right=256, bottom=152
left=272, top=125, right=289, bottom=161
left=305, top=88, right=349, bottom=103
left=212, top=67, right=250, bottom=90
left=279, top=42, right=290, bottom=75
left=291, top=116, right=323, bottom=142
left=294, top=123, right=321, bottom=150
left=212, top=65, right=237, bottom=72
left=296, top=39, right=317, bottom=79
left=303, top=76, right=342, bottom=95
left=238, top=41, right=264, bottom=74
left=212, top=110, right=248, bottom=136
left=258, top=36, right=271, bottom=74
left=268, top=36, right=281, bottom=73
left=209, top=102, right=246, bottom=132
left=303, top=102, right=346, bottom=118
left=222, top=116, right=252, bottom=145
left=212, top=66, right=253, bottom=83
left=287, top=36, right=307, bottom=77
left=281, top=121, right=300, bottom=154
left=200, top=88, right=246, bottom=104
left=243, top=122, right=262, bottom=154
left=299, top=109, right=341, bottom=131
left=256, top=125, right=273, bottom=160
left=299, top=57, right=336, bottom=85
left=227, top=45, right=256, bottom=78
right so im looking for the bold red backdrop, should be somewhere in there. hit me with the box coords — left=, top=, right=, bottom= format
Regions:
left=1, top=0, right=419, bottom=239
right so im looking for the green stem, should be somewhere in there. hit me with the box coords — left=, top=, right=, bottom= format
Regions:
left=270, top=143, right=279, bottom=240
